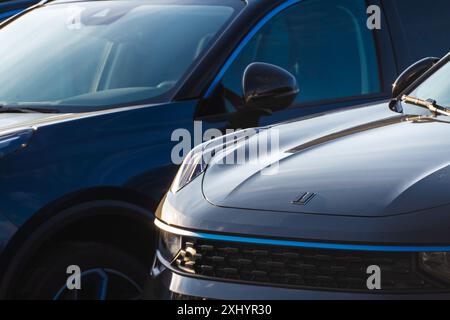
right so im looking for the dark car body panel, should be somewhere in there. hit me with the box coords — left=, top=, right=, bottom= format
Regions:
left=0, top=101, right=197, bottom=226
left=0, top=214, right=16, bottom=250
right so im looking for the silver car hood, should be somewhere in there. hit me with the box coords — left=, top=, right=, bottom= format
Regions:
left=202, top=103, right=450, bottom=217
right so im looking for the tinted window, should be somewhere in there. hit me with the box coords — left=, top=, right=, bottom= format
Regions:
left=384, top=0, right=450, bottom=71
left=0, top=1, right=235, bottom=112
left=220, top=0, right=380, bottom=107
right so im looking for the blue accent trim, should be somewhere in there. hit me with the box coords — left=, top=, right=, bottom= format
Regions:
left=155, top=219, right=450, bottom=253
left=204, top=0, right=302, bottom=98
left=195, top=233, right=450, bottom=253
left=0, top=9, right=22, bottom=21
left=0, top=9, right=21, bottom=20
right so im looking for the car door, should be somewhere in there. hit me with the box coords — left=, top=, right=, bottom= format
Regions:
left=196, top=0, right=396, bottom=129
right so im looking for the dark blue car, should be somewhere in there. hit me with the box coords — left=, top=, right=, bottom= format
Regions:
left=0, top=0, right=40, bottom=22
left=0, top=0, right=450, bottom=299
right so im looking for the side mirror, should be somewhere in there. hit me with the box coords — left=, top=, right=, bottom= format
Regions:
left=242, top=62, right=299, bottom=112
left=392, top=57, right=440, bottom=98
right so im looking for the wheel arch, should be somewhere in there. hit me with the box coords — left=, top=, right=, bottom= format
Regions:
left=0, top=186, right=159, bottom=298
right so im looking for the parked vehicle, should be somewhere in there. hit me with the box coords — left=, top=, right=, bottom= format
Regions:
left=151, top=53, right=450, bottom=299
left=0, top=0, right=40, bottom=22
left=0, top=0, right=450, bottom=299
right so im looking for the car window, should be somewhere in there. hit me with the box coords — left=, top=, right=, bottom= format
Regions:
left=0, top=2, right=236, bottom=112
left=383, top=0, right=450, bottom=72
left=220, top=0, right=381, bottom=108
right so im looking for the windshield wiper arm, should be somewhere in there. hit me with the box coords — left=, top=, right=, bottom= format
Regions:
left=0, top=106, right=60, bottom=114
left=401, top=95, right=450, bottom=117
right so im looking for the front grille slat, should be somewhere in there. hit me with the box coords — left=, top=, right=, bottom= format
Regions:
left=173, top=238, right=445, bottom=293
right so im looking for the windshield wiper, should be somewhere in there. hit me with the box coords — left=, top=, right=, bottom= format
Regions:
left=0, top=106, right=60, bottom=114
left=401, top=95, right=450, bottom=117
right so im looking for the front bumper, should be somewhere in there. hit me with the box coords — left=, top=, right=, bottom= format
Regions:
left=147, top=219, right=450, bottom=300
left=147, top=251, right=450, bottom=300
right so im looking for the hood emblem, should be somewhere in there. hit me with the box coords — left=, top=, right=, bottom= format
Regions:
left=292, top=192, right=316, bottom=205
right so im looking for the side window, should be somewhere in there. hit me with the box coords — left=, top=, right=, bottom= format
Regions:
left=220, top=0, right=381, bottom=108
left=383, top=0, right=450, bottom=72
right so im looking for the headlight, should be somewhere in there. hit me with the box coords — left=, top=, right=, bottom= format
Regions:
left=170, top=128, right=263, bottom=193
left=158, top=229, right=182, bottom=262
left=419, top=252, right=450, bottom=284
left=170, top=143, right=207, bottom=193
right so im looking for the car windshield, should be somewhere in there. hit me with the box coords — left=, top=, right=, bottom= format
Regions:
left=409, top=59, right=450, bottom=107
left=0, top=1, right=236, bottom=112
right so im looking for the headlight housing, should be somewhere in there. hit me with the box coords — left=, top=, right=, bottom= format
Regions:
left=170, top=128, right=263, bottom=193
left=170, top=143, right=208, bottom=193
left=419, top=252, right=450, bottom=284
left=158, top=229, right=182, bottom=263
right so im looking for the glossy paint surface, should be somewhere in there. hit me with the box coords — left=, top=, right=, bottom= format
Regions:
left=158, top=102, right=450, bottom=244
left=203, top=104, right=450, bottom=217
left=0, top=101, right=197, bottom=226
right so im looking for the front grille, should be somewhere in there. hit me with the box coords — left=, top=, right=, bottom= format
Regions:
left=173, top=238, right=445, bottom=293
left=171, top=293, right=206, bottom=300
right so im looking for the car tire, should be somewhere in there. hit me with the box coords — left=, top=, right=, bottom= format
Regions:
left=17, top=242, right=147, bottom=300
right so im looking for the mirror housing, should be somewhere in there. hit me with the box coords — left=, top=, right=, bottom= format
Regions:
left=243, top=62, right=299, bottom=112
left=392, top=57, right=440, bottom=98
